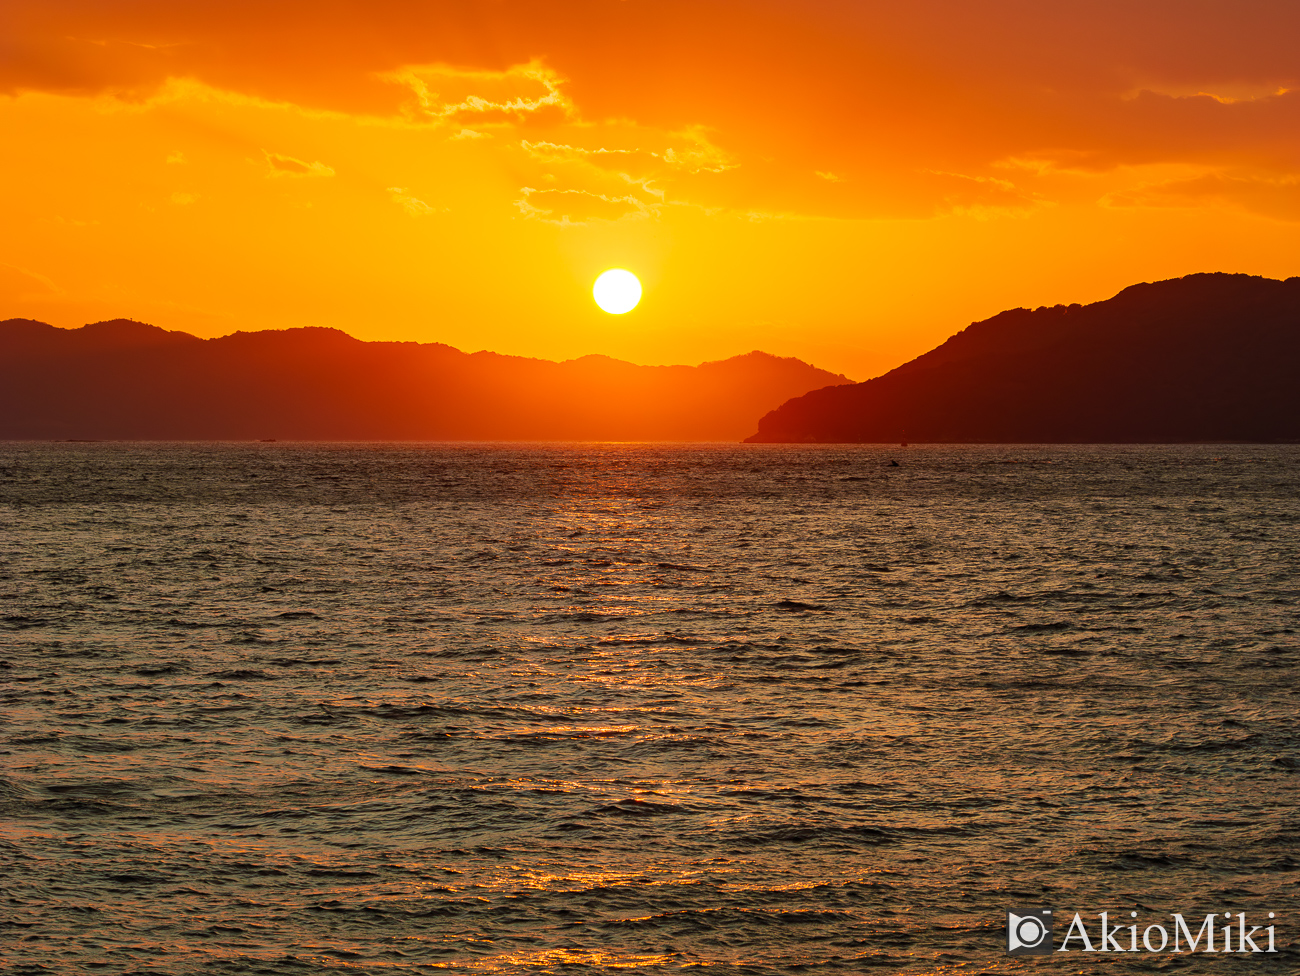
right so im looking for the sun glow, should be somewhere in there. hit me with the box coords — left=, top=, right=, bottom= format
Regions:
left=593, top=269, right=642, bottom=314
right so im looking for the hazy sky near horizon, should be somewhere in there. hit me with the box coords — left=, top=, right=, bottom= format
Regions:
left=5, top=1, right=1300, bottom=379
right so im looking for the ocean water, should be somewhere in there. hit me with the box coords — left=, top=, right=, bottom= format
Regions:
left=1, top=442, right=1298, bottom=974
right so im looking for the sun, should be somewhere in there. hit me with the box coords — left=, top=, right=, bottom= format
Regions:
left=593, top=269, right=642, bottom=314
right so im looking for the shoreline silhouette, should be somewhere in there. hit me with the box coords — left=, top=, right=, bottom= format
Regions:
left=747, top=273, right=1300, bottom=444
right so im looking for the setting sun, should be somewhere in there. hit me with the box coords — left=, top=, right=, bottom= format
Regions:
left=593, top=269, right=642, bottom=315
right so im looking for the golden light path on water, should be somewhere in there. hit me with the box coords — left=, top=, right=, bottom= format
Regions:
left=1, top=443, right=1297, bottom=973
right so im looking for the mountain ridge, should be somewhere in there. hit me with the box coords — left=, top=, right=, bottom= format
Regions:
left=745, top=272, right=1300, bottom=443
left=0, top=319, right=852, bottom=441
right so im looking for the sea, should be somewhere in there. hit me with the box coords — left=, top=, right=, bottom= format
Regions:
left=2, top=442, right=1297, bottom=974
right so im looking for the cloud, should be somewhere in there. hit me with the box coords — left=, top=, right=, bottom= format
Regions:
left=520, top=140, right=644, bottom=165
left=512, top=130, right=735, bottom=224
left=170, top=191, right=199, bottom=204
left=10, top=1, right=1300, bottom=222
left=515, top=185, right=659, bottom=225
left=53, top=214, right=98, bottom=227
left=166, top=150, right=186, bottom=164
left=620, top=173, right=665, bottom=202
left=656, top=128, right=736, bottom=174
left=905, top=170, right=1045, bottom=218
left=387, top=187, right=443, bottom=216
left=263, top=150, right=335, bottom=177
left=1103, top=170, right=1300, bottom=222
left=380, top=61, right=572, bottom=127
left=0, top=262, right=62, bottom=299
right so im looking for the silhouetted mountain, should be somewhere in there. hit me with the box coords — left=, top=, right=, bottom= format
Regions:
left=0, top=319, right=850, bottom=441
left=746, top=273, right=1300, bottom=443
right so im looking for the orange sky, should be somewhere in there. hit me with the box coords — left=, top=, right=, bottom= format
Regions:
left=5, top=1, right=1300, bottom=380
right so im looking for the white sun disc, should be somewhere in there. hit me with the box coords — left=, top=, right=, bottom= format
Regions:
left=593, top=269, right=642, bottom=314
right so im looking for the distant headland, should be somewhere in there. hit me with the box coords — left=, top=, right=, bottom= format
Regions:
left=0, top=320, right=849, bottom=441
left=746, top=273, right=1300, bottom=444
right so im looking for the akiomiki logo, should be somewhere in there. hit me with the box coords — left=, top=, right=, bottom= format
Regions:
left=1006, top=909, right=1279, bottom=954
left=1006, top=909, right=1053, bottom=954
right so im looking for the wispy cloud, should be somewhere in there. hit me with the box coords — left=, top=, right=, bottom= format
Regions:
left=515, top=185, right=660, bottom=225
left=388, top=187, right=444, bottom=216
left=0, top=261, right=63, bottom=297
left=1103, top=170, right=1300, bottom=222
left=916, top=169, right=1046, bottom=217
left=53, top=215, right=98, bottom=227
left=656, top=128, right=736, bottom=174
left=263, top=151, right=335, bottom=178
left=381, top=61, right=572, bottom=126
left=521, top=140, right=643, bottom=164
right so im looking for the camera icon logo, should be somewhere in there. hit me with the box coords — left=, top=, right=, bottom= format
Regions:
left=1007, top=908, right=1053, bottom=954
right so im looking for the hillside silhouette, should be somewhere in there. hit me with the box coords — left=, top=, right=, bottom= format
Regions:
left=0, top=320, right=850, bottom=441
left=746, top=273, right=1300, bottom=443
